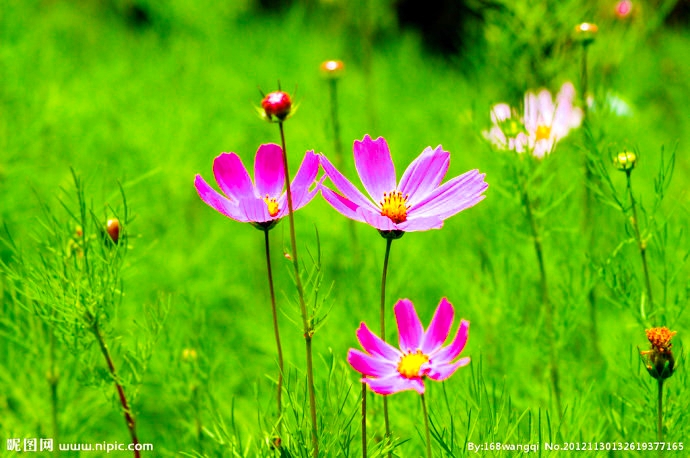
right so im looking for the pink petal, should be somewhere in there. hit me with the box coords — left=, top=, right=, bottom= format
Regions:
left=276, top=151, right=320, bottom=217
left=353, top=135, right=397, bottom=202
left=396, top=216, right=444, bottom=232
left=425, top=357, right=470, bottom=381
left=348, top=349, right=397, bottom=378
left=490, top=103, right=512, bottom=123
left=320, top=187, right=367, bottom=223
left=320, top=154, right=379, bottom=212
left=398, top=145, right=450, bottom=207
left=394, top=299, right=424, bottom=353
left=194, top=175, right=250, bottom=222
left=409, top=170, right=487, bottom=219
left=432, top=319, right=469, bottom=363
left=363, top=374, right=425, bottom=395
left=213, top=153, right=255, bottom=201
left=358, top=208, right=397, bottom=231
left=421, top=298, right=454, bottom=354
left=254, top=144, right=285, bottom=199
left=238, top=197, right=271, bottom=223
left=356, top=323, right=402, bottom=361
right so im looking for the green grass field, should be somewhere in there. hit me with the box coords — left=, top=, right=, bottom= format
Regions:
left=1, top=1, right=689, bottom=456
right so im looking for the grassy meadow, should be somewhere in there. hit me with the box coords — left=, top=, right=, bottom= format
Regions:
left=1, top=0, right=690, bottom=456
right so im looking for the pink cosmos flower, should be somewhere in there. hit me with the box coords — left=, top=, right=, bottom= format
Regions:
left=485, top=82, right=583, bottom=158
left=195, top=144, right=320, bottom=228
left=319, top=135, right=488, bottom=232
left=347, top=298, right=470, bottom=395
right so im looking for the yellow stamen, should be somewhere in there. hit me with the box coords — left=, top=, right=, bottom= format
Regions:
left=535, top=125, right=551, bottom=141
left=380, top=190, right=409, bottom=224
left=397, top=350, right=429, bottom=379
left=263, top=195, right=280, bottom=217
left=646, top=327, right=676, bottom=353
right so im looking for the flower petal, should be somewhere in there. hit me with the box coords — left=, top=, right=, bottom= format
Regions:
left=194, top=175, right=250, bottom=222
left=356, top=323, right=402, bottom=361
left=348, top=349, right=397, bottom=378
left=276, top=151, right=321, bottom=217
left=238, top=197, right=271, bottom=223
left=397, top=215, right=444, bottom=232
left=358, top=208, right=397, bottom=231
left=432, top=319, right=469, bottom=363
left=213, top=153, right=255, bottom=201
left=320, top=154, right=379, bottom=212
left=320, top=187, right=367, bottom=223
left=363, top=374, right=425, bottom=395
left=421, top=298, right=454, bottom=354
left=490, top=103, right=512, bottom=123
left=353, top=135, right=397, bottom=202
left=398, top=145, right=450, bottom=207
left=409, top=170, right=487, bottom=220
left=425, top=357, right=470, bottom=381
left=394, top=299, right=424, bottom=353
left=254, top=144, right=285, bottom=199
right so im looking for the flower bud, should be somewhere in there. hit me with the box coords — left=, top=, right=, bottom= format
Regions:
left=641, top=327, right=676, bottom=380
left=320, top=60, right=345, bottom=79
left=615, top=0, right=633, bottom=19
left=574, top=22, right=598, bottom=45
left=613, top=150, right=637, bottom=171
left=106, top=218, right=120, bottom=244
left=182, top=348, right=198, bottom=363
left=261, top=91, right=292, bottom=121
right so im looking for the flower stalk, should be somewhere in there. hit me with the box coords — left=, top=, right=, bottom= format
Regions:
left=262, top=228, right=284, bottom=436
left=421, top=394, right=432, bottom=458
left=521, top=186, right=562, bottom=418
left=277, top=120, right=319, bottom=456
left=91, top=318, right=140, bottom=458
left=380, top=237, right=394, bottom=447
left=625, top=169, right=654, bottom=318
left=657, top=378, right=664, bottom=443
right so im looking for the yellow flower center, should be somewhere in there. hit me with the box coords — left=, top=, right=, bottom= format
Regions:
left=380, top=190, right=409, bottom=224
left=263, top=195, right=280, bottom=217
left=535, top=124, right=551, bottom=141
left=397, top=350, right=429, bottom=379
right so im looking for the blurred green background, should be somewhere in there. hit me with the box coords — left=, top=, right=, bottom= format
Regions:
left=2, top=0, right=690, bottom=456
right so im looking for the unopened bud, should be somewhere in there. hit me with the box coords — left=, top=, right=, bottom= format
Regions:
left=574, top=22, right=598, bottom=45
left=320, top=60, right=345, bottom=79
left=613, top=150, right=637, bottom=171
left=615, top=0, right=633, bottom=19
left=106, top=218, right=120, bottom=244
left=182, top=348, right=198, bottom=363
left=261, top=91, right=292, bottom=122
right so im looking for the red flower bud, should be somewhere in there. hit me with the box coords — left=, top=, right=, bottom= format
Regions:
left=261, top=91, right=292, bottom=121
left=106, top=218, right=120, bottom=244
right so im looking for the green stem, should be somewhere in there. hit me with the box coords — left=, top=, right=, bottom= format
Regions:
left=421, top=394, right=432, bottom=458
left=380, top=237, right=393, bottom=447
left=263, top=228, right=284, bottom=437
left=92, top=321, right=140, bottom=458
left=522, top=188, right=562, bottom=418
left=361, top=382, right=367, bottom=458
left=657, top=379, right=664, bottom=443
left=278, top=121, right=319, bottom=457
left=48, top=328, right=59, bottom=458
left=626, top=171, right=654, bottom=320
left=328, top=78, right=343, bottom=170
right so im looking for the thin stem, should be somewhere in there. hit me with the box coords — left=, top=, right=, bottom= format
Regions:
left=48, top=327, right=59, bottom=457
left=421, top=394, right=432, bottom=458
left=328, top=78, right=343, bottom=171
left=192, top=384, right=203, bottom=453
left=278, top=121, right=319, bottom=457
left=92, top=321, right=140, bottom=458
left=263, top=228, right=284, bottom=437
left=522, top=188, right=562, bottom=418
left=361, top=382, right=367, bottom=458
left=626, top=171, right=654, bottom=319
left=380, top=237, right=393, bottom=446
left=580, top=43, right=589, bottom=121
left=657, top=379, right=664, bottom=443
